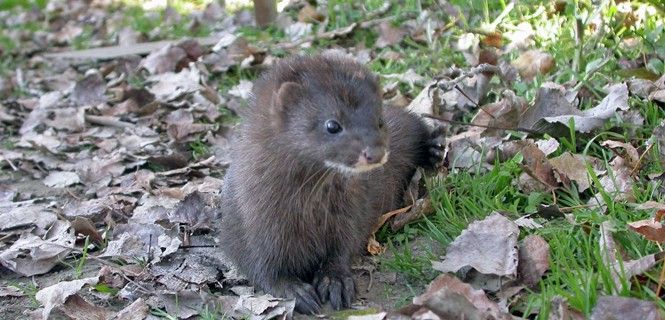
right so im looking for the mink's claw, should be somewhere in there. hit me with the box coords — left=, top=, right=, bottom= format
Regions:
left=425, top=125, right=446, bottom=169
left=313, top=269, right=355, bottom=310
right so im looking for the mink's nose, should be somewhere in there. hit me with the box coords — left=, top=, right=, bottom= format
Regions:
left=360, top=147, right=386, bottom=165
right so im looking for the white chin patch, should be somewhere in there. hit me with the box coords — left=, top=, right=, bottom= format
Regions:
left=324, top=152, right=390, bottom=174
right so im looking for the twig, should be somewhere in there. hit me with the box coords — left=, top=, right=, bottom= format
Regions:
left=630, top=143, right=653, bottom=177
left=656, top=257, right=665, bottom=298
left=155, top=156, right=216, bottom=176
left=559, top=203, right=599, bottom=213
left=431, top=64, right=500, bottom=91
left=274, top=3, right=412, bottom=50
left=0, top=196, right=56, bottom=208
left=421, top=113, right=540, bottom=134
left=84, top=115, right=134, bottom=129
left=66, top=189, right=83, bottom=201
left=1, top=158, right=18, bottom=171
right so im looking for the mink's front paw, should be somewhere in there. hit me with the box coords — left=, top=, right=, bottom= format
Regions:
left=272, top=279, right=321, bottom=315
left=425, top=125, right=446, bottom=169
left=313, top=267, right=355, bottom=310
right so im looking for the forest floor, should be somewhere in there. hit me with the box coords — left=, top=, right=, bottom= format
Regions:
left=1, top=0, right=665, bottom=319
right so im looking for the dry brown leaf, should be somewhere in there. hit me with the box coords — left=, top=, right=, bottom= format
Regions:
left=43, top=171, right=80, bottom=188
left=70, top=71, right=107, bottom=107
left=549, top=296, right=586, bottom=320
left=635, top=201, right=665, bottom=211
left=520, top=83, right=629, bottom=135
left=519, top=141, right=560, bottom=189
left=71, top=216, right=104, bottom=244
left=147, top=67, right=203, bottom=103
left=590, top=296, right=663, bottom=320
left=432, top=212, right=519, bottom=278
left=481, top=31, right=503, bottom=48
left=391, top=197, right=435, bottom=231
left=549, top=152, right=604, bottom=192
left=517, top=235, right=550, bottom=286
left=60, top=294, right=113, bottom=320
left=471, top=90, right=525, bottom=137
left=0, top=220, right=75, bottom=276
left=512, top=50, right=555, bottom=80
left=413, top=274, right=511, bottom=320
left=114, top=298, right=149, bottom=320
left=367, top=235, right=386, bottom=256
left=298, top=4, right=325, bottom=23
left=375, top=21, right=407, bottom=48
left=536, top=138, right=560, bottom=156
left=348, top=312, right=387, bottom=320
left=35, top=276, right=99, bottom=320
left=141, top=44, right=187, bottom=75
left=628, top=210, right=665, bottom=243
left=231, top=294, right=295, bottom=319
left=602, top=221, right=660, bottom=293
left=601, top=140, right=640, bottom=169
left=0, top=286, right=24, bottom=297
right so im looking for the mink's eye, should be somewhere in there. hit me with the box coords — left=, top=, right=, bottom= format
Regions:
left=325, top=120, right=342, bottom=134
left=378, top=119, right=385, bottom=129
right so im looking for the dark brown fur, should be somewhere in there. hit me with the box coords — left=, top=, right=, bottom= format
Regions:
left=218, top=54, right=441, bottom=314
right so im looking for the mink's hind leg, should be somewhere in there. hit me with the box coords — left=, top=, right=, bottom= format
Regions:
left=312, top=263, right=355, bottom=310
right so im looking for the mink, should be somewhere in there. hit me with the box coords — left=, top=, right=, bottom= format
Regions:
left=218, top=53, right=443, bottom=314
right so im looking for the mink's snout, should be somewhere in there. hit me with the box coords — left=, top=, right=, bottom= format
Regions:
left=358, top=147, right=386, bottom=165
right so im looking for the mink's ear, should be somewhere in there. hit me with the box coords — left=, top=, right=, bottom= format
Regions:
left=272, top=81, right=303, bottom=111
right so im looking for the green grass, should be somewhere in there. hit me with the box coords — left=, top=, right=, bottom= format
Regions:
left=345, top=0, right=665, bottom=316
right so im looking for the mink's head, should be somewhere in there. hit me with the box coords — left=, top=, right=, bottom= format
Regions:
left=251, top=54, right=389, bottom=174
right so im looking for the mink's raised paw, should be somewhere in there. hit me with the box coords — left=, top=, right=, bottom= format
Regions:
left=313, top=268, right=355, bottom=310
left=425, top=125, right=446, bottom=169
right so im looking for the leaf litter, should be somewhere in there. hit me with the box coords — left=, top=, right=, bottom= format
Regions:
left=1, top=0, right=665, bottom=319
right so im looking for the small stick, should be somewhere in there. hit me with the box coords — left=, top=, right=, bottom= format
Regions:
left=84, top=115, right=134, bottom=129
left=432, top=64, right=500, bottom=91
left=656, top=258, right=665, bottom=298
left=630, top=143, right=654, bottom=177
left=421, top=113, right=540, bottom=134
left=155, top=156, right=216, bottom=176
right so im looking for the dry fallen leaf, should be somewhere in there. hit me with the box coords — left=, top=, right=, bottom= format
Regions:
left=601, top=140, right=640, bottom=170
left=232, top=294, right=295, bottom=319
left=113, top=298, right=150, bottom=320
left=35, top=276, right=99, bottom=320
left=298, top=4, right=325, bottom=23
left=412, top=274, right=511, bottom=320
left=517, top=235, right=550, bottom=286
left=628, top=210, right=665, bottom=243
left=70, top=71, right=107, bottom=107
left=512, top=50, right=555, bottom=80
left=43, top=171, right=80, bottom=188
left=141, top=43, right=188, bottom=75
left=549, top=296, right=586, bottom=320
left=590, top=296, right=663, bottom=320
left=433, top=212, right=519, bottom=279
left=0, top=220, right=75, bottom=276
left=549, top=152, right=604, bottom=192
left=520, top=83, right=629, bottom=135
left=601, top=221, right=660, bottom=293
left=375, top=21, right=407, bottom=48
left=60, top=294, right=113, bottom=320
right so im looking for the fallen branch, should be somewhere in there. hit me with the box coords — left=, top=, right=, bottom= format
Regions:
left=155, top=156, right=216, bottom=176
left=274, top=3, right=414, bottom=50
left=85, top=115, right=135, bottom=129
